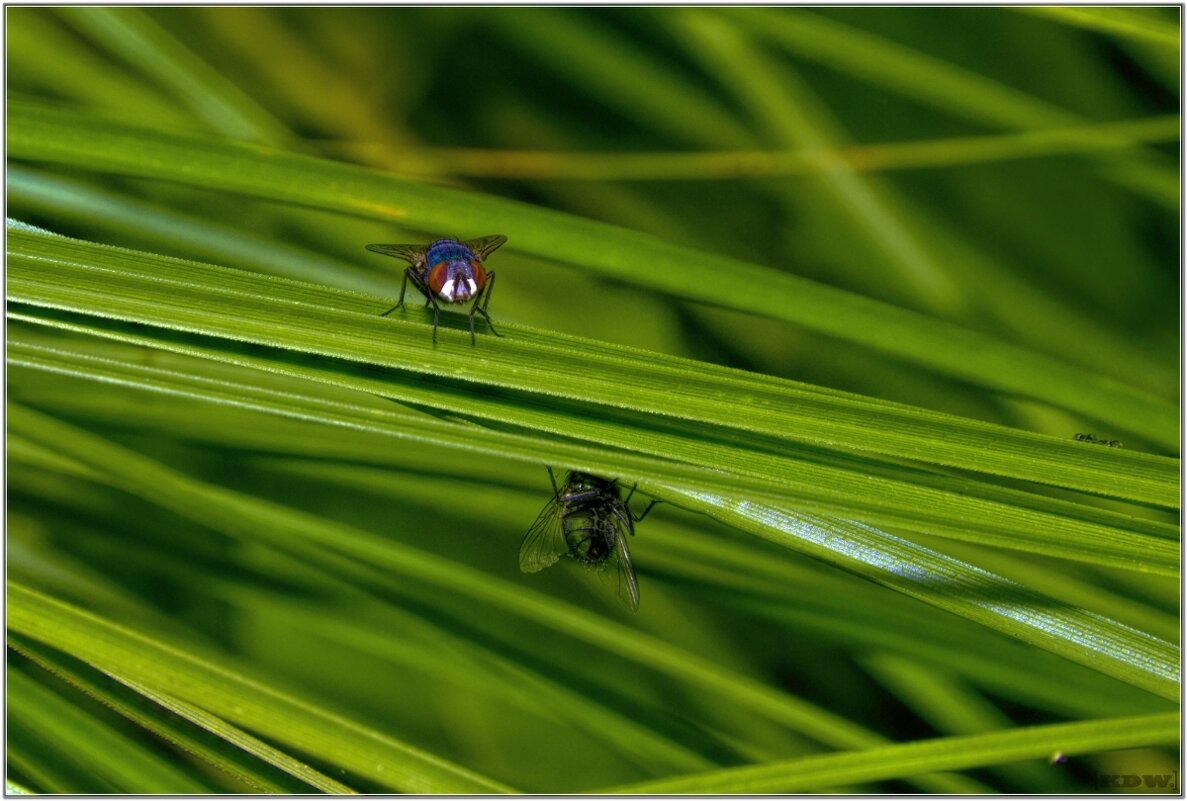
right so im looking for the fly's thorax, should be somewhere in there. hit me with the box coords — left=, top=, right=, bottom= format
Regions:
left=560, top=472, right=621, bottom=502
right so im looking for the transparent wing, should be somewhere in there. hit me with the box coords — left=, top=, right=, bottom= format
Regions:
left=365, top=243, right=426, bottom=265
left=463, top=234, right=508, bottom=261
left=519, top=498, right=569, bottom=573
left=608, top=522, right=640, bottom=611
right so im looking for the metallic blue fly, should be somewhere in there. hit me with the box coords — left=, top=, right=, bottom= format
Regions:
left=519, top=468, right=658, bottom=611
left=366, top=235, right=507, bottom=344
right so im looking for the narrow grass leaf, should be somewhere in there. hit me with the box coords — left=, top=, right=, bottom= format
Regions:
left=604, top=712, right=1180, bottom=793
left=7, top=103, right=1177, bottom=444
left=667, top=490, right=1180, bottom=700
left=7, top=663, right=214, bottom=793
left=9, top=635, right=352, bottom=793
left=8, top=331, right=1179, bottom=578
left=7, top=583, right=515, bottom=793
left=7, top=225, right=1177, bottom=506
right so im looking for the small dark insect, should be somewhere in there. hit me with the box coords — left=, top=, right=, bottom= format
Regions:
left=519, top=467, right=658, bottom=611
left=1074, top=433, right=1123, bottom=447
left=365, top=235, right=507, bottom=344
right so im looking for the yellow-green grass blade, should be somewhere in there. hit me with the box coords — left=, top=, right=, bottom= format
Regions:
left=9, top=415, right=1170, bottom=725
left=7, top=103, right=1178, bottom=445
left=2, top=403, right=994, bottom=793
left=666, top=491, right=1179, bottom=701
left=7, top=661, right=215, bottom=793
left=603, top=712, right=1180, bottom=793
left=54, top=6, right=290, bottom=142
left=349, top=116, right=1179, bottom=181
left=9, top=635, right=352, bottom=793
left=7, top=327, right=1179, bottom=577
left=1015, top=7, right=1180, bottom=48
left=723, top=8, right=1177, bottom=206
left=7, top=582, right=515, bottom=793
left=7, top=166, right=392, bottom=295
left=6, top=225, right=1177, bottom=507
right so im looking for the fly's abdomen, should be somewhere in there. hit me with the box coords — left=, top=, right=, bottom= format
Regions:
left=561, top=511, right=617, bottom=565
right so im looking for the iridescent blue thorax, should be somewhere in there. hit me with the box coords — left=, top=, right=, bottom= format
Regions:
left=424, top=240, right=476, bottom=267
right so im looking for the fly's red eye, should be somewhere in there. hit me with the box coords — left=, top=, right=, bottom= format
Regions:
left=427, top=262, right=449, bottom=294
left=469, top=261, right=487, bottom=288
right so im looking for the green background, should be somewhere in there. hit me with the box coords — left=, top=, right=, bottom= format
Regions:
left=6, top=7, right=1180, bottom=793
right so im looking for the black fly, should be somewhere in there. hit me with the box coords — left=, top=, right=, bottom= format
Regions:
left=519, top=468, right=657, bottom=611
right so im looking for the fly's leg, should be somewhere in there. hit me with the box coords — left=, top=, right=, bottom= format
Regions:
left=380, top=267, right=416, bottom=316
left=428, top=295, right=442, bottom=344
left=545, top=466, right=561, bottom=497
left=468, top=270, right=503, bottom=344
left=383, top=268, right=442, bottom=343
left=622, top=482, right=660, bottom=527
left=633, top=500, right=661, bottom=522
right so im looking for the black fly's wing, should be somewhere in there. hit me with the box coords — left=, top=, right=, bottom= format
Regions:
left=365, top=243, right=427, bottom=266
left=462, top=235, right=508, bottom=261
left=519, top=497, right=569, bottom=573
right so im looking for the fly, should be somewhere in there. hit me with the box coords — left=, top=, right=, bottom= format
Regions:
left=519, top=467, right=658, bottom=611
left=366, top=234, right=507, bottom=344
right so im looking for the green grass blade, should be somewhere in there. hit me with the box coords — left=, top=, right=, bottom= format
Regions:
left=7, top=662, right=214, bottom=793
left=667, top=491, right=1179, bottom=700
left=3, top=402, right=989, bottom=793
left=55, top=7, right=289, bottom=141
left=371, top=116, right=1179, bottom=181
left=6, top=166, right=392, bottom=295
left=7, top=103, right=1177, bottom=445
left=6, top=225, right=1177, bottom=506
left=9, top=635, right=350, bottom=793
left=8, top=329, right=1179, bottom=578
left=604, top=712, right=1180, bottom=793
left=7, top=582, right=515, bottom=793
left=1016, top=7, right=1180, bottom=48
left=725, top=9, right=1177, bottom=207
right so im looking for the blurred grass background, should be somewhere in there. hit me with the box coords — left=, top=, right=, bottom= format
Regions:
left=5, top=6, right=1180, bottom=794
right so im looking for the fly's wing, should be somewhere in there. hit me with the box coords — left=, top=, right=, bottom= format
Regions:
left=462, top=235, right=508, bottom=261
left=608, top=521, right=640, bottom=611
left=519, top=498, right=569, bottom=573
left=365, top=243, right=427, bottom=265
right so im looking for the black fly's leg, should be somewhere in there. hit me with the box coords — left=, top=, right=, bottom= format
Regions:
left=545, top=466, right=561, bottom=497
left=428, top=294, right=442, bottom=344
left=381, top=267, right=419, bottom=317
left=385, top=269, right=441, bottom=343
left=622, top=482, right=660, bottom=525
left=632, top=500, right=661, bottom=522
left=469, top=271, right=503, bottom=343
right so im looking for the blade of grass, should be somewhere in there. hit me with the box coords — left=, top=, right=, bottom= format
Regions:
left=6, top=166, right=392, bottom=295
left=349, top=116, right=1179, bottom=181
left=674, top=10, right=1176, bottom=401
left=860, top=654, right=1073, bottom=792
left=664, top=489, right=1179, bottom=700
left=55, top=7, right=289, bottom=142
left=1015, top=7, right=1180, bottom=48
left=7, top=582, right=515, bottom=793
left=7, top=103, right=1178, bottom=445
left=725, top=8, right=1177, bottom=207
left=8, top=635, right=352, bottom=793
left=603, top=712, right=1179, bottom=793
left=7, top=664, right=215, bottom=793
left=1, top=403, right=992, bottom=793
left=6, top=226, right=1177, bottom=506
left=9, top=333, right=1179, bottom=577
left=7, top=9, right=193, bottom=129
